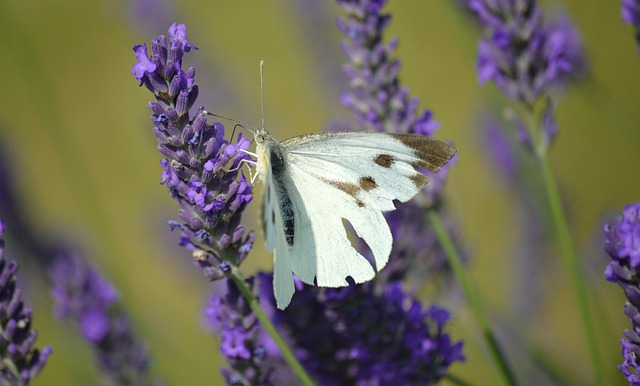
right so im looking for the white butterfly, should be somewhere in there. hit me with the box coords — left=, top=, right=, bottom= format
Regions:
left=246, top=127, right=456, bottom=310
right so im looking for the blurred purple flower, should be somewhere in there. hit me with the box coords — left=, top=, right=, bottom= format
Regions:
left=604, top=202, right=640, bottom=383
left=132, top=23, right=255, bottom=279
left=258, top=273, right=464, bottom=384
left=204, top=278, right=275, bottom=385
left=483, top=116, right=518, bottom=181
left=469, top=0, right=585, bottom=106
left=623, top=0, right=640, bottom=49
left=127, top=0, right=175, bottom=36
left=0, top=219, right=50, bottom=385
left=50, top=252, right=159, bottom=386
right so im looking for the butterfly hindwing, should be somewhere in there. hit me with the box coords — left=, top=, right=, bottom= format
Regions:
left=281, top=161, right=391, bottom=287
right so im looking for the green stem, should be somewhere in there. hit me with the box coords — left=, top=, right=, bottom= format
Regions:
left=519, top=107, right=603, bottom=386
left=428, top=210, right=517, bottom=386
left=229, top=269, right=315, bottom=386
left=537, top=152, right=603, bottom=386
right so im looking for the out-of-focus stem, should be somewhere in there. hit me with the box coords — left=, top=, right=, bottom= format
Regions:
left=428, top=209, right=517, bottom=386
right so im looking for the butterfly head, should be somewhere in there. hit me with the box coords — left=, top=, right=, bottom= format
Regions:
left=254, top=127, right=270, bottom=145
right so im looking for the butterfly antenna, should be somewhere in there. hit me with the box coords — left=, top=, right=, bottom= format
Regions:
left=204, top=111, right=258, bottom=135
left=260, top=60, right=265, bottom=131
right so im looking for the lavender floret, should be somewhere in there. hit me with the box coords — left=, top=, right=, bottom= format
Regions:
left=0, top=220, right=50, bottom=385
left=50, top=252, right=159, bottom=386
left=132, top=23, right=255, bottom=278
left=604, top=202, right=640, bottom=383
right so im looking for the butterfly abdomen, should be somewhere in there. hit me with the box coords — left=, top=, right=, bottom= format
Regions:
left=269, top=143, right=296, bottom=247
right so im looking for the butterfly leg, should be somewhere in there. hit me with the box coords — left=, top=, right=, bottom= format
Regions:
left=228, top=157, right=260, bottom=184
left=238, top=149, right=262, bottom=184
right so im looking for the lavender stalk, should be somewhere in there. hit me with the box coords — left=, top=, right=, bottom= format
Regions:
left=604, top=202, right=640, bottom=384
left=336, top=0, right=507, bottom=383
left=0, top=220, right=51, bottom=385
left=467, top=1, right=601, bottom=384
left=50, top=252, right=159, bottom=386
left=131, top=23, right=313, bottom=385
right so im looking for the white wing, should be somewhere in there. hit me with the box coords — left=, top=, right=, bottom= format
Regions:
left=262, top=131, right=456, bottom=309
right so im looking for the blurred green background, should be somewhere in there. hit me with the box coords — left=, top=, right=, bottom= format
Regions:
left=1, top=0, right=639, bottom=385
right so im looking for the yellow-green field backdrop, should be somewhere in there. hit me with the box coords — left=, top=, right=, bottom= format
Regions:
left=1, top=0, right=639, bottom=384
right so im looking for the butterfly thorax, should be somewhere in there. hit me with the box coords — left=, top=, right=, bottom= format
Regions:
left=254, top=128, right=273, bottom=184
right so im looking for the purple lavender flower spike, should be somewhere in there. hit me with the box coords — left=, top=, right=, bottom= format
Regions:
left=258, top=273, right=464, bottom=384
left=623, top=0, right=640, bottom=49
left=204, top=278, right=275, bottom=385
left=0, top=219, right=51, bottom=385
left=337, top=0, right=452, bottom=202
left=132, top=23, right=255, bottom=279
left=604, top=202, right=640, bottom=383
left=468, top=1, right=585, bottom=152
left=469, top=1, right=585, bottom=107
left=50, top=252, right=159, bottom=386
left=337, top=0, right=461, bottom=285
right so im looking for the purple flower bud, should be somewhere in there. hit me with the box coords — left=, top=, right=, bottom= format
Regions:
left=168, top=22, right=198, bottom=52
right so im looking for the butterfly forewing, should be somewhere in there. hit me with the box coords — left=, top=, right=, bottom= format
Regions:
left=283, top=132, right=455, bottom=211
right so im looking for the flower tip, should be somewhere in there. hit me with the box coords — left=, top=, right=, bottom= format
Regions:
left=131, top=44, right=156, bottom=80
left=168, top=22, right=198, bottom=52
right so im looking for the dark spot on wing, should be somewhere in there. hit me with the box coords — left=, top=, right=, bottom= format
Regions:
left=323, top=179, right=366, bottom=207
left=375, top=154, right=394, bottom=168
left=331, top=181, right=360, bottom=197
left=359, top=176, right=377, bottom=191
left=271, top=209, right=275, bottom=224
left=390, top=133, right=457, bottom=172
left=410, top=173, right=429, bottom=189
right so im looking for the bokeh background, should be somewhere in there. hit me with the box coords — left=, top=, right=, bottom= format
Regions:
left=1, top=0, right=639, bottom=384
